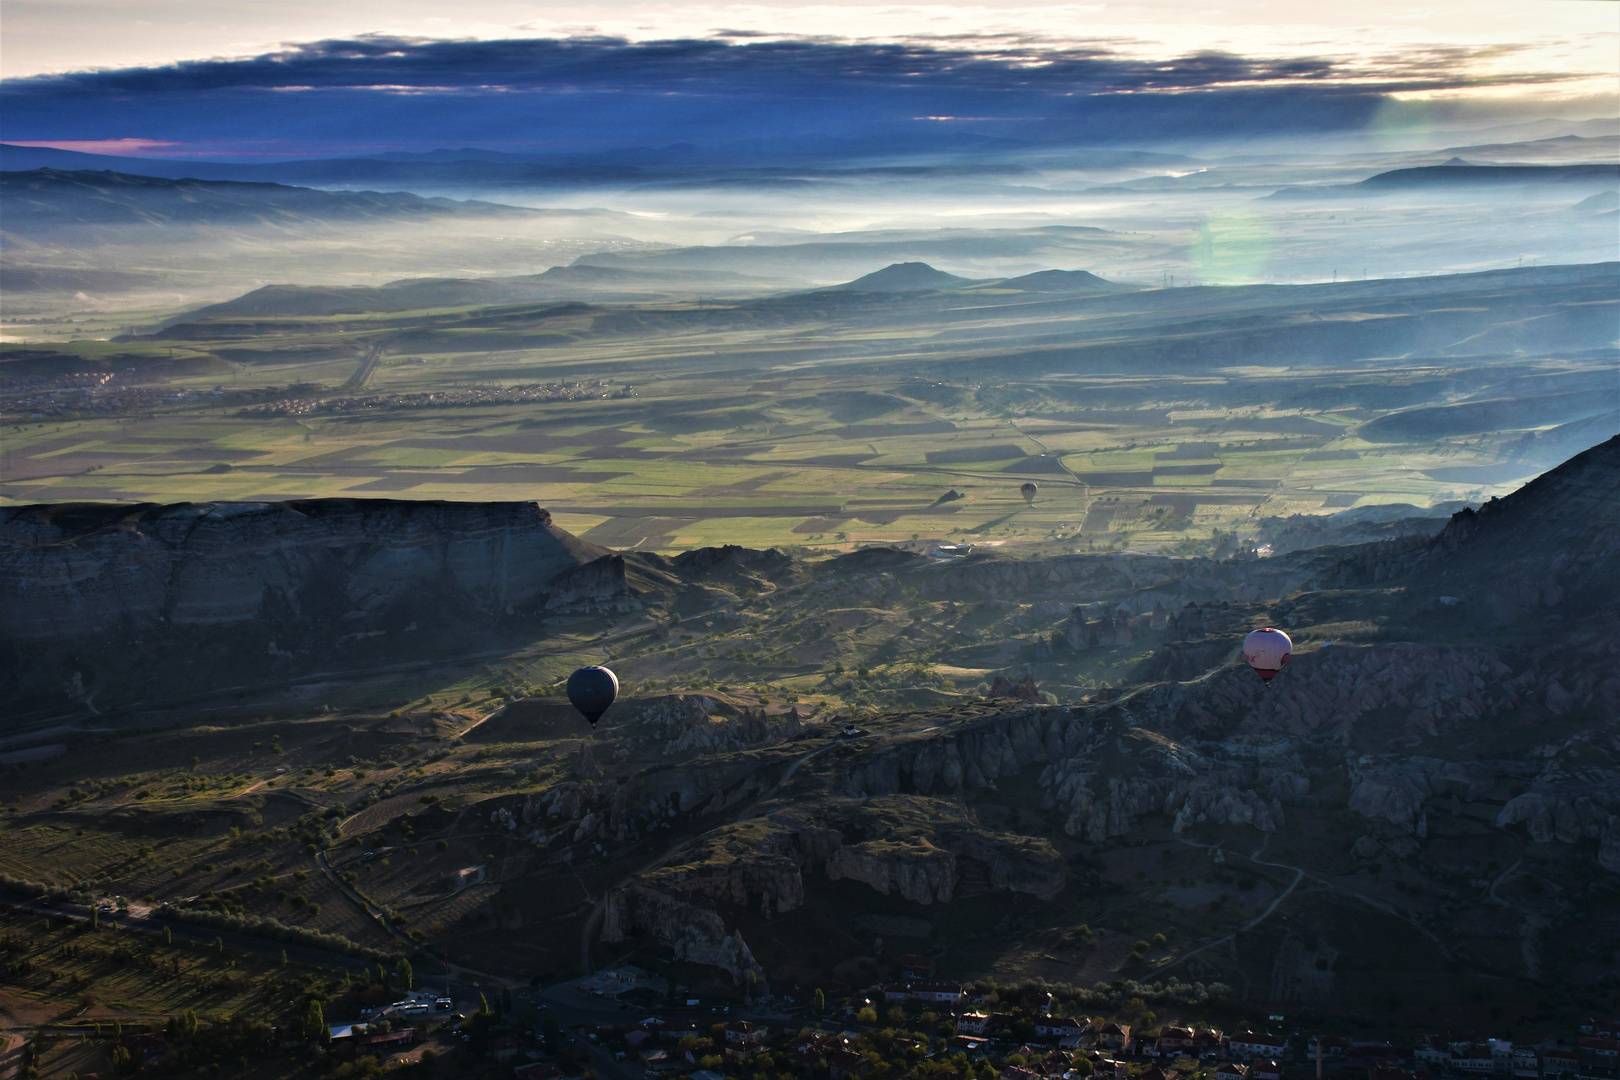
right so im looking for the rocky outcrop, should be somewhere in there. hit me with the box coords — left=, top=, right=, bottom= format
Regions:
left=826, top=841, right=958, bottom=903
left=545, top=554, right=632, bottom=610
left=672, top=544, right=794, bottom=582
left=601, top=884, right=764, bottom=985
left=988, top=674, right=1040, bottom=702
left=814, top=794, right=1065, bottom=902
left=1062, top=604, right=1137, bottom=650
left=1315, top=434, right=1620, bottom=621
left=635, top=694, right=802, bottom=755
left=599, top=792, right=1063, bottom=978
left=0, top=499, right=618, bottom=709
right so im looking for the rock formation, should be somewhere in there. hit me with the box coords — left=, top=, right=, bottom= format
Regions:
left=0, top=499, right=621, bottom=709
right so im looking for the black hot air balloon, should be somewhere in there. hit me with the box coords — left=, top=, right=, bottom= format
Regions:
left=1020, top=481, right=1038, bottom=505
left=567, top=665, right=619, bottom=727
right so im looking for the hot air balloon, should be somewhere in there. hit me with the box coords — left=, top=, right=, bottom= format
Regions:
left=1020, top=482, right=1038, bottom=505
left=567, top=665, right=619, bottom=726
left=1243, top=628, right=1292, bottom=682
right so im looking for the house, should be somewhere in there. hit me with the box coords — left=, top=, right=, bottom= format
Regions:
left=625, top=1029, right=655, bottom=1049
left=1578, top=1037, right=1619, bottom=1080
left=514, top=1065, right=565, bottom=1080
left=959, top=1014, right=991, bottom=1036
left=1543, top=1049, right=1578, bottom=1078
left=1092, top=1060, right=1129, bottom=1080
left=1215, top=1064, right=1250, bottom=1080
left=829, top=1050, right=872, bottom=1079
left=1253, top=1062, right=1283, bottom=1080
left=951, top=1037, right=990, bottom=1059
left=489, top=1035, right=524, bottom=1064
left=1230, top=1034, right=1290, bottom=1061
left=691, top=1072, right=726, bottom=1080
left=640, top=1049, right=672, bottom=1076
left=1414, top=1037, right=1453, bottom=1070
left=1139, top=1066, right=1177, bottom=1080
left=901, top=955, right=938, bottom=980
left=1368, top=1062, right=1417, bottom=1080
left=886, top=982, right=966, bottom=1005
left=1038, top=1018, right=1091, bottom=1043
left=1002, top=1067, right=1042, bottom=1080
left=1158, top=1028, right=1197, bottom=1056
left=1450, top=1046, right=1497, bottom=1074
left=1098, top=1024, right=1132, bottom=1052
left=1192, top=1032, right=1225, bottom=1057
left=1310, top=1037, right=1355, bottom=1061
left=1347, top=1045, right=1406, bottom=1068
left=1581, top=1023, right=1620, bottom=1039
left=726, top=1021, right=769, bottom=1048
left=1511, top=1047, right=1539, bottom=1078
left=660, top=1020, right=705, bottom=1043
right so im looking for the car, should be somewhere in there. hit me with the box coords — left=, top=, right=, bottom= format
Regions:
left=363, top=851, right=375, bottom=860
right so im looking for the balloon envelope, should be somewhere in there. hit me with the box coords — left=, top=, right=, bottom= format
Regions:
left=567, top=665, right=619, bottom=725
left=1243, top=628, right=1292, bottom=681
left=1020, top=482, right=1038, bottom=503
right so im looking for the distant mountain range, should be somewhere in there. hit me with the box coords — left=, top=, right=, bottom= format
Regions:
left=1269, top=161, right=1620, bottom=200
left=165, top=261, right=1125, bottom=322
left=0, top=141, right=1192, bottom=191
left=0, top=168, right=578, bottom=233
left=825, top=262, right=1121, bottom=294
left=163, top=265, right=797, bottom=322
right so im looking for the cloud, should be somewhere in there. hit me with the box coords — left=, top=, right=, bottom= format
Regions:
left=0, top=35, right=1583, bottom=159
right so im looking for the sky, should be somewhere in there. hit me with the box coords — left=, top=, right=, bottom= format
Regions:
left=1, top=0, right=1616, bottom=160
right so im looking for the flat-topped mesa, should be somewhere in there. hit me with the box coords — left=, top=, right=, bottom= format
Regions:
left=0, top=499, right=626, bottom=711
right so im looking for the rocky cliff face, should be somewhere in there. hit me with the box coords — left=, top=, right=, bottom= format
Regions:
left=1315, top=434, right=1620, bottom=622
left=595, top=791, right=1064, bottom=975
left=0, top=499, right=620, bottom=711
left=600, top=883, right=765, bottom=985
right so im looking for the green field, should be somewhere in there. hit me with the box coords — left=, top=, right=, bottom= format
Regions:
left=7, top=263, right=1612, bottom=554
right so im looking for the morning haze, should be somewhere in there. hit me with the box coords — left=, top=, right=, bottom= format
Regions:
left=0, top=1, right=1617, bottom=1072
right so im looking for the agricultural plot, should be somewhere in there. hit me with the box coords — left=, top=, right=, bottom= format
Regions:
left=5, top=263, right=1614, bottom=555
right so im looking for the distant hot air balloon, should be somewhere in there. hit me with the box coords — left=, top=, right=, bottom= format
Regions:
left=567, top=665, right=619, bottom=726
left=1243, top=628, right=1292, bottom=682
left=1020, top=482, right=1038, bottom=505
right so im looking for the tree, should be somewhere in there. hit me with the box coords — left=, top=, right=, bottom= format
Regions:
left=305, top=1000, right=329, bottom=1045
left=281, top=949, right=289, bottom=967
left=813, top=988, right=826, bottom=1015
left=163, top=926, right=172, bottom=946
left=1071, top=1058, right=1094, bottom=1078
left=746, top=969, right=758, bottom=1003
left=857, top=1007, right=878, bottom=1024
left=396, top=957, right=413, bottom=992
left=214, top=935, right=224, bottom=956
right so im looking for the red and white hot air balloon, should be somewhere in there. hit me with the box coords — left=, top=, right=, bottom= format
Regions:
left=1243, top=627, right=1292, bottom=682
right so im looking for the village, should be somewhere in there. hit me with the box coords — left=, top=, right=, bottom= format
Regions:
left=310, top=960, right=1620, bottom=1080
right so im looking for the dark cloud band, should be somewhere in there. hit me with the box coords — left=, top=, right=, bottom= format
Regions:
left=0, top=35, right=1570, bottom=158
